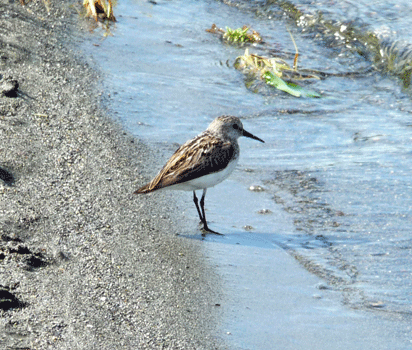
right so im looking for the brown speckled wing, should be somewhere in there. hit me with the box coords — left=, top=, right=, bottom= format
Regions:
left=135, top=132, right=235, bottom=193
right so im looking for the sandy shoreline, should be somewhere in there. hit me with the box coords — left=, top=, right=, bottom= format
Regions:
left=0, top=1, right=222, bottom=348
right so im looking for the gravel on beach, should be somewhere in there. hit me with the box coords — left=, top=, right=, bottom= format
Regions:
left=0, top=1, right=222, bottom=348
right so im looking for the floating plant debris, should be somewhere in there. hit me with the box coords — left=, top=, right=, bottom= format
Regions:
left=208, top=23, right=320, bottom=98
left=235, top=48, right=321, bottom=98
left=83, top=0, right=116, bottom=21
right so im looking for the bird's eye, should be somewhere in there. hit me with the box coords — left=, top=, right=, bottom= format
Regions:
left=233, top=124, right=239, bottom=130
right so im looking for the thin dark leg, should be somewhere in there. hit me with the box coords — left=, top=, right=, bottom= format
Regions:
left=199, top=189, right=207, bottom=226
left=193, top=191, right=204, bottom=222
left=199, top=189, right=223, bottom=236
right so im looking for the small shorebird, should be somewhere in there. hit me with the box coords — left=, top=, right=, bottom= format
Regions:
left=134, top=115, right=264, bottom=235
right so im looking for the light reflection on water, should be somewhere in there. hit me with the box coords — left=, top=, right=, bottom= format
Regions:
left=88, top=0, right=412, bottom=345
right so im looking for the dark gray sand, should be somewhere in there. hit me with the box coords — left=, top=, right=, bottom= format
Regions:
left=0, top=1, right=222, bottom=348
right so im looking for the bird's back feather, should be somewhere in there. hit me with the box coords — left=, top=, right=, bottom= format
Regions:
left=134, top=131, right=237, bottom=194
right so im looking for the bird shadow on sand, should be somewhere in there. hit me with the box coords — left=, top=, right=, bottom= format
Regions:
left=178, top=228, right=285, bottom=251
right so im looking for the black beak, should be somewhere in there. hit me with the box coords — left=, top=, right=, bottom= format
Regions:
left=243, top=129, right=265, bottom=143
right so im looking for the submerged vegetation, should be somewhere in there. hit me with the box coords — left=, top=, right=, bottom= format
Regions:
left=262, top=0, right=412, bottom=89
left=213, top=0, right=412, bottom=90
left=376, top=40, right=412, bottom=88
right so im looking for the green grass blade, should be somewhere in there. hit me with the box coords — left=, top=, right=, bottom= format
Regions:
left=263, top=72, right=320, bottom=98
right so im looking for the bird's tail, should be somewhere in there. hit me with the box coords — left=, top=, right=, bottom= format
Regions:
left=133, top=184, right=152, bottom=194
left=133, top=183, right=156, bottom=194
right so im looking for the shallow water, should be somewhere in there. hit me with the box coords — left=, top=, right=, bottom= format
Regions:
left=86, top=0, right=412, bottom=347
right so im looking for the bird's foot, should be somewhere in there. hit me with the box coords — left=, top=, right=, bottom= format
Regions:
left=200, top=223, right=223, bottom=236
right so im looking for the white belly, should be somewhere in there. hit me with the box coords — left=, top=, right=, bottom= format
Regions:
left=166, top=157, right=239, bottom=191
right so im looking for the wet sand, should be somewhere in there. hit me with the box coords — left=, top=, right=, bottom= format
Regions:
left=0, top=1, right=222, bottom=348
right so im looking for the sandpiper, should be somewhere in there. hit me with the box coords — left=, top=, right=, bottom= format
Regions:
left=134, top=115, right=264, bottom=235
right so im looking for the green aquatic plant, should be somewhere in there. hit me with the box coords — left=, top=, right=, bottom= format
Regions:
left=206, top=24, right=262, bottom=44
left=223, top=26, right=262, bottom=44
left=263, top=72, right=320, bottom=98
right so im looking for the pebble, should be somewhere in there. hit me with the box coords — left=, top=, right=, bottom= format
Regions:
left=249, top=185, right=265, bottom=192
left=257, top=209, right=272, bottom=214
